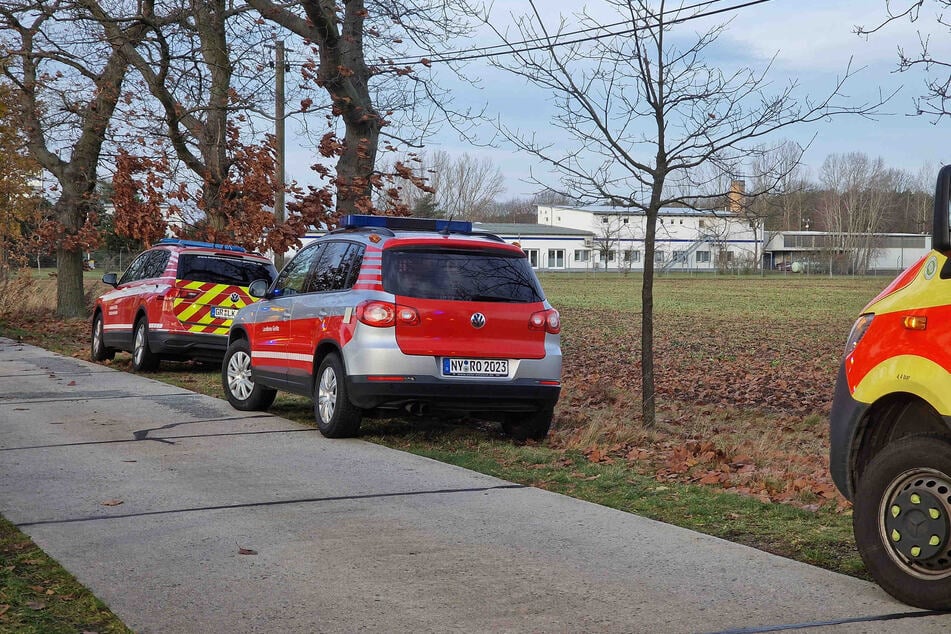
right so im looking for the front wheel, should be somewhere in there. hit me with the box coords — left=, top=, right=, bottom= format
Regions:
left=222, top=339, right=276, bottom=411
left=314, top=353, right=362, bottom=438
left=502, top=408, right=553, bottom=441
left=853, top=433, right=951, bottom=610
left=131, top=318, right=159, bottom=372
left=90, top=313, right=115, bottom=361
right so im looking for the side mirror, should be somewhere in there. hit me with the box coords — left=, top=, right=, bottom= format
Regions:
left=101, top=273, right=118, bottom=288
left=248, top=278, right=270, bottom=298
left=933, top=165, right=951, bottom=252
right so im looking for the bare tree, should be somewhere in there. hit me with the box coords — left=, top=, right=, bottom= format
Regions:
left=857, top=1, right=951, bottom=119
left=0, top=0, right=146, bottom=316
left=817, top=152, right=906, bottom=273
left=744, top=140, right=807, bottom=270
left=488, top=0, right=885, bottom=427
left=439, top=152, right=506, bottom=220
left=381, top=149, right=506, bottom=219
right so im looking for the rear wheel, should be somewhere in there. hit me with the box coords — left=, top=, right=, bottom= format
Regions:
left=314, top=353, right=362, bottom=438
left=853, top=433, right=951, bottom=609
left=502, top=407, right=553, bottom=441
left=90, top=313, right=115, bottom=361
left=222, top=339, right=276, bottom=410
left=131, top=318, right=159, bottom=372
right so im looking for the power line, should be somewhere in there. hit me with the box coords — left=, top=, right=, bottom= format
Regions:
left=385, top=0, right=775, bottom=66
left=382, top=0, right=726, bottom=65
left=279, top=0, right=775, bottom=71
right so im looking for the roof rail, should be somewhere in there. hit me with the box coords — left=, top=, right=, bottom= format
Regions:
left=156, top=238, right=246, bottom=253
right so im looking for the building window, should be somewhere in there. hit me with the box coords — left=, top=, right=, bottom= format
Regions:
left=574, top=249, right=589, bottom=262
left=607, top=250, right=616, bottom=262
left=525, top=249, right=539, bottom=268
left=696, top=250, right=711, bottom=263
left=626, top=249, right=641, bottom=263
left=601, top=217, right=609, bottom=223
left=699, top=219, right=707, bottom=228
left=548, top=249, right=565, bottom=268
left=654, top=250, right=666, bottom=263
left=673, top=250, right=687, bottom=263
left=623, top=218, right=629, bottom=224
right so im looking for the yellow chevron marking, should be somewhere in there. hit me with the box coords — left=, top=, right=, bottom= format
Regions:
left=173, top=281, right=237, bottom=324
left=186, top=324, right=229, bottom=334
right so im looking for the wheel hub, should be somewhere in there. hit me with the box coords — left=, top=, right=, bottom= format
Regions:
left=885, top=484, right=950, bottom=563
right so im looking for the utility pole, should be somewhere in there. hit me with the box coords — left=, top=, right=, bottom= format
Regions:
left=274, top=39, right=286, bottom=270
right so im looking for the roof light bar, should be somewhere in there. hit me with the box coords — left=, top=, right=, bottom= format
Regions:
left=156, top=238, right=246, bottom=253
left=341, top=214, right=473, bottom=233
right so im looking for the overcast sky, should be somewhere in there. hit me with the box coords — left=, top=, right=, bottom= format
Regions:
left=284, top=0, right=951, bottom=199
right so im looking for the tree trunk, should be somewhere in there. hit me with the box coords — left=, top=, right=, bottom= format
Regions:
left=335, top=116, right=379, bottom=215
left=53, top=191, right=88, bottom=318
left=56, top=247, right=85, bottom=318
left=641, top=209, right=659, bottom=429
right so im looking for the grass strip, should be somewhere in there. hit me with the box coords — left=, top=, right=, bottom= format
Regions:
left=0, top=516, right=131, bottom=634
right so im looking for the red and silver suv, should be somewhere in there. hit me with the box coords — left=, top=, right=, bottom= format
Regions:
left=91, top=239, right=277, bottom=371
left=221, top=215, right=562, bottom=439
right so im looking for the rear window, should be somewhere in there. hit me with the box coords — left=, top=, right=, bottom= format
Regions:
left=382, top=248, right=545, bottom=303
left=177, top=254, right=276, bottom=287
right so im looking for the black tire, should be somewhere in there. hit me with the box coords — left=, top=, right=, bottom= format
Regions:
left=853, top=433, right=951, bottom=610
left=90, top=313, right=115, bottom=361
left=502, top=408, right=553, bottom=441
left=313, top=353, right=361, bottom=438
left=222, top=339, right=276, bottom=411
left=131, top=317, right=160, bottom=372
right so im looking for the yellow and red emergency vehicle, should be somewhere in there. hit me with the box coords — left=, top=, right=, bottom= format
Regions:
left=831, top=164, right=951, bottom=609
left=91, top=239, right=277, bottom=372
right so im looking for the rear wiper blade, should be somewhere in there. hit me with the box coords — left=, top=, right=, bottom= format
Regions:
left=468, top=295, right=511, bottom=302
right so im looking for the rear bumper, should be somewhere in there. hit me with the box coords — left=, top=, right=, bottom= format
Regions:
left=829, top=362, right=868, bottom=501
left=347, top=375, right=561, bottom=413
left=151, top=331, right=229, bottom=362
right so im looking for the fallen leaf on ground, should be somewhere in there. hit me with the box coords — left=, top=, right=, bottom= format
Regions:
left=100, top=499, right=123, bottom=507
left=238, top=547, right=257, bottom=555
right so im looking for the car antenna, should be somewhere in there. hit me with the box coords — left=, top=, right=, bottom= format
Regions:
left=440, top=212, right=455, bottom=236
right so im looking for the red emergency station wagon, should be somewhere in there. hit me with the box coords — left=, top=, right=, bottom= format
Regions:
left=221, top=215, right=562, bottom=440
left=831, top=165, right=951, bottom=609
left=91, top=239, right=277, bottom=371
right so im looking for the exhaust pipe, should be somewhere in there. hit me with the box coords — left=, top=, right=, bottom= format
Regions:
left=405, top=402, right=428, bottom=416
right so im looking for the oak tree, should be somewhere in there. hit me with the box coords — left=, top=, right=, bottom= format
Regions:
left=1, top=0, right=146, bottom=316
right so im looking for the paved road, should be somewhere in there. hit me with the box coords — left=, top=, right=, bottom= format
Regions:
left=1, top=337, right=950, bottom=633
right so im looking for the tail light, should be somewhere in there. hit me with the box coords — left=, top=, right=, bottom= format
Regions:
left=529, top=309, right=560, bottom=334
left=357, top=301, right=420, bottom=327
left=166, top=287, right=201, bottom=300
left=162, top=286, right=201, bottom=310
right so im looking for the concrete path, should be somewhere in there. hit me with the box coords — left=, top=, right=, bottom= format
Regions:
left=1, top=337, right=949, bottom=633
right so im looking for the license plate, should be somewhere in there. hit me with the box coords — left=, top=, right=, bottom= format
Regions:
left=212, top=307, right=238, bottom=320
left=442, top=358, right=509, bottom=377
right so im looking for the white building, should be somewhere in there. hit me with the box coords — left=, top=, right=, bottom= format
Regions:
left=764, top=231, right=932, bottom=274
left=529, top=205, right=760, bottom=271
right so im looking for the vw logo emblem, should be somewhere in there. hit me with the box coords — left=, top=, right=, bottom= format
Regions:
left=229, top=292, right=240, bottom=303
left=470, top=312, right=486, bottom=329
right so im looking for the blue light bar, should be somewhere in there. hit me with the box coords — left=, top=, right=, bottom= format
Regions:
left=341, top=214, right=473, bottom=233
left=157, top=238, right=246, bottom=252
